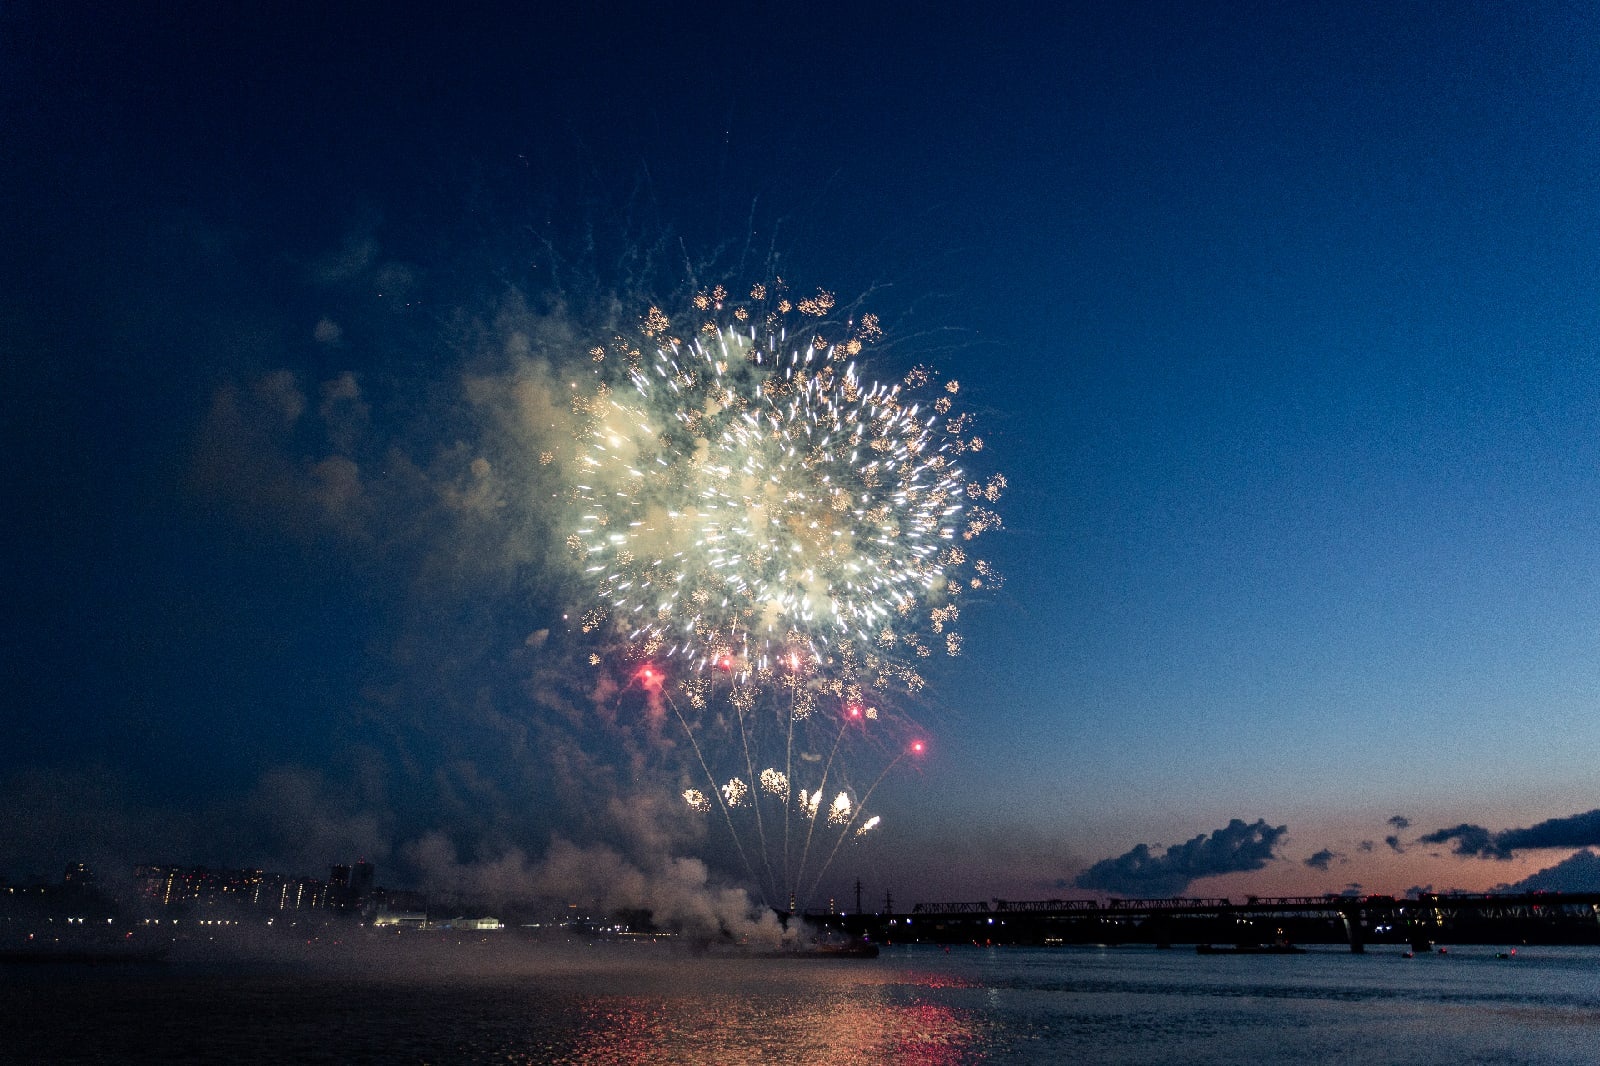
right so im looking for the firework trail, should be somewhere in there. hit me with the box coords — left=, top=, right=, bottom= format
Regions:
left=567, top=280, right=1002, bottom=908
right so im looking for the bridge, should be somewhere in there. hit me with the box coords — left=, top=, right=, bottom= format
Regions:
left=816, top=892, right=1600, bottom=951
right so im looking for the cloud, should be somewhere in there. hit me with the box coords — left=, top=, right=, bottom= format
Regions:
left=1357, top=840, right=1375, bottom=853
left=1378, top=816, right=1410, bottom=853
left=1499, top=809, right=1600, bottom=852
left=1073, top=819, right=1288, bottom=897
left=192, top=318, right=575, bottom=581
left=1417, top=823, right=1496, bottom=857
left=1304, top=848, right=1340, bottom=871
left=1496, top=850, right=1600, bottom=893
left=1419, top=809, right=1600, bottom=860
left=318, top=371, right=369, bottom=453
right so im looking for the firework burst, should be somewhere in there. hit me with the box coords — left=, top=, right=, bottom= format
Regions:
left=567, top=279, right=1001, bottom=907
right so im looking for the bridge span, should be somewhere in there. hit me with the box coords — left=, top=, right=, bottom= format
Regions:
left=812, top=892, right=1600, bottom=951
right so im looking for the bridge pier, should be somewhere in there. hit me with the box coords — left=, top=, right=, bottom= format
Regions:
left=1343, top=908, right=1365, bottom=953
left=1406, top=908, right=1436, bottom=953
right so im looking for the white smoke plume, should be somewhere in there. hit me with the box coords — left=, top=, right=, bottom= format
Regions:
left=403, top=831, right=787, bottom=946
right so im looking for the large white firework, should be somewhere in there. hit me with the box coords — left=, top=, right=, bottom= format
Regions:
left=568, top=281, right=1002, bottom=907
left=571, top=283, right=1001, bottom=689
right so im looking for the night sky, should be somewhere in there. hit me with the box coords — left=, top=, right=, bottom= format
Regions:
left=5, top=1, right=1600, bottom=907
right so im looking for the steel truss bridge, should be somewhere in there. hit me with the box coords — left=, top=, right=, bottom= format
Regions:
left=818, top=893, right=1600, bottom=950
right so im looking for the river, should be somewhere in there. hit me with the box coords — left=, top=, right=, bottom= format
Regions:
left=5, top=940, right=1598, bottom=1063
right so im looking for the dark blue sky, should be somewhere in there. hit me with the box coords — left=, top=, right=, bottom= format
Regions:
left=5, top=0, right=1600, bottom=902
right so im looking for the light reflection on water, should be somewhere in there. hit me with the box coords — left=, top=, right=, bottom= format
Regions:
left=5, top=943, right=1600, bottom=1064
left=558, top=992, right=978, bottom=1065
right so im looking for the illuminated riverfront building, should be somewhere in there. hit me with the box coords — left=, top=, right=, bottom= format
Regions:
left=127, top=858, right=383, bottom=915
left=327, top=860, right=376, bottom=913
left=133, top=865, right=265, bottom=908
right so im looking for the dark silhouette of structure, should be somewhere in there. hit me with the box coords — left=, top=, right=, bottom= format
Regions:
left=812, top=892, right=1600, bottom=950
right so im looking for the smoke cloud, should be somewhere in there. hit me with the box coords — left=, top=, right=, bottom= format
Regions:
left=403, top=832, right=785, bottom=943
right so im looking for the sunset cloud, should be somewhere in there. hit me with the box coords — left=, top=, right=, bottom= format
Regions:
left=1073, top=819, right=1288, bottom=896
left=1419, top=809, right=1600, bottom=860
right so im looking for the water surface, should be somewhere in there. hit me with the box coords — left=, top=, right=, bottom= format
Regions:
left=6, top=941, right=1598, bottom=1064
